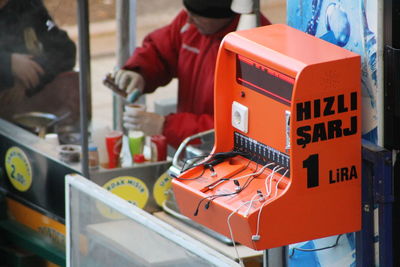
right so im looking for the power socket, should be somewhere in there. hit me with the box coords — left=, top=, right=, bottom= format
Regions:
left=232, top=101, right=248, bottom=133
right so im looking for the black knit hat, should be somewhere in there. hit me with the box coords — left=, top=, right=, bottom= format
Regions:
left=183, top=0, right=235, bottom=18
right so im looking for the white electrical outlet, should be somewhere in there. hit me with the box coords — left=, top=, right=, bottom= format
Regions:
left=232, top=101, right=248, bottom=133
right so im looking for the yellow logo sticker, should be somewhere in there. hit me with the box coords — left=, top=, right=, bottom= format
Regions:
left=103, top=176, right=149, bottom=208
left=98, top=176, right=149, bottom=219
left=5, top=147, right=33, bottom=192
left=153, top=171, right=172, bottom=207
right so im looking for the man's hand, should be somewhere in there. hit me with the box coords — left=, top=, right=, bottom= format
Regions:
left=123, top=109, right=165, bottom=136
left=11, top=53, right=44, bottom=89
left=114, top=69, right=145, bottom=103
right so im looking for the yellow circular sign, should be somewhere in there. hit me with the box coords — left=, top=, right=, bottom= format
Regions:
left=103, top=176, right=149, bottom=209
left=153, top=171, right=172, bottom=207
left=96, top=201, right=125, bottom=220
left=5, top=147, right=33, bottom=192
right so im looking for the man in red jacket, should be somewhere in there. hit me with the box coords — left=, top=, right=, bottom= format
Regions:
left=115, top=0, right=270, bottom=148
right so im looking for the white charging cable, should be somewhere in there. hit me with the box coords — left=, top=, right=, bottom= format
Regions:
left=251, top=167, right=285, bottom=242
left=231, top=162, right=275, bottom=182
left=265, top=165, right=283, bottom=197
left=227, top=198, right=261, bottom=266
left=274, top=169, right=289, bottom=197
left=244, top=191, right=261, bottom=217
left=253, top=199, right=269, bottom=242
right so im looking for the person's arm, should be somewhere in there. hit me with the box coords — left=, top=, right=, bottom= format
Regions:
left=123, top=11, right=186, bottom=93
left=162, top=113, right=214, bottom=149
left=30, top=1, right=76, bottom=84
left=0, top=52, right=44, bottom=91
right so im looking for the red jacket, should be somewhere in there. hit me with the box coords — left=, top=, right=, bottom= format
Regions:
left=124, top=10, right=271, bottom=148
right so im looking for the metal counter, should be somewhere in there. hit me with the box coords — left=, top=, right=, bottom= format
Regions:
left=0, top=118, right=171, bottom=222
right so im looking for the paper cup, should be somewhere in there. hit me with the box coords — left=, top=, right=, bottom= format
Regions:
left=125, top=103, right=146, bottom=113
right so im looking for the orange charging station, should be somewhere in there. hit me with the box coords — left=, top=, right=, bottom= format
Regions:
left=172, top=24, right=361, bottom=250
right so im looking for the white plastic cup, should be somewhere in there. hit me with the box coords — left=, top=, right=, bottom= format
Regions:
left=45, top=133, right=59, bottom=146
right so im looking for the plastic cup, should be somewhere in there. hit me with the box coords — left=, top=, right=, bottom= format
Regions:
left=105, top=130, right=123, bottom=168
left=128, top=130, right=145, bottom=158
left=150, top=135, right=167, bottom=161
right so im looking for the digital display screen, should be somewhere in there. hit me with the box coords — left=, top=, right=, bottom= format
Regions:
left=236, top=55, right=294, bottom=106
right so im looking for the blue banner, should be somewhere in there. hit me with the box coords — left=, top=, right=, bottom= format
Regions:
left=288, top=0, right=379, bottom=144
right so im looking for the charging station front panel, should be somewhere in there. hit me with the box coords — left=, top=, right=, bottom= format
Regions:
left=172, top=24, right=361, bottom=250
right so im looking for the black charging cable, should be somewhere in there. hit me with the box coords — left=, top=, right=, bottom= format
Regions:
left=181, top=154, right=209, bottom=173
left=290, top=234, right=343, bottom=257
left=198, top=175, right=257, bottom=215
left=193, top=156, right=256, bottom=216
left=177, top=150, right=250, bottom=181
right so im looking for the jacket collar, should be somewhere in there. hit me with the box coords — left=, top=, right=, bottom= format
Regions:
left=210, top=15, right=240, bottom=40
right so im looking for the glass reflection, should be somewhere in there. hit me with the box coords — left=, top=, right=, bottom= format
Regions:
left=0, top=0, right=79, bottom=137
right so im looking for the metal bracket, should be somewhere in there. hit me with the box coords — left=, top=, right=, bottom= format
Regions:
left=358, top=140, right=393, bottom=267
left=384, top=45, right=400, bottom=149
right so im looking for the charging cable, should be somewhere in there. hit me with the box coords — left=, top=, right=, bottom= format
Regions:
left=274, top=169, right=288, bottom=197
left=244, top=193, right=259, bottom=217
left=289, top=234, right=343, bottom=257
left=231, top=162, right=275, bottom=182
left=227, top=198, right=262, bottom=266
left=252, top=167, right=283, bottom=242
left=265, top=165, right=283, bottom=197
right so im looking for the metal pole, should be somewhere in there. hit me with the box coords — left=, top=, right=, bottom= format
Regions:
left=282, top=246, right=288, bottom=267
left=376, top=0, right=385, bottom=146
left=114, top=0, right=136, bottom=131
left=129, top=0, right=137, bottom=55
left=264, top=247, right=287, bottom=267
left=254, top=0, right=260, bottom=26
left=263, top=250, right=268, bottom=267
left=77, top=0, right=91, bottom=178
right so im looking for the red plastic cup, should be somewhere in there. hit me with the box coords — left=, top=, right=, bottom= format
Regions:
left=151, top=135, right=167, bottom=161
left=105, top=130, right=123, bottom=168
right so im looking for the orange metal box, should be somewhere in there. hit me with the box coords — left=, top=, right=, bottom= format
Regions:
left=172, top=24, right=361, bottom=250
